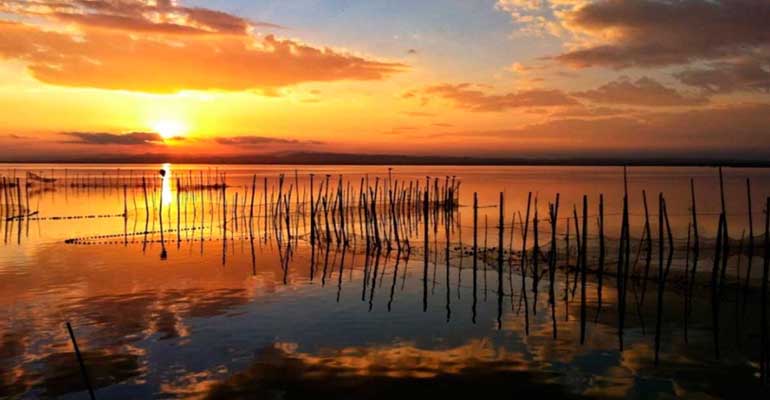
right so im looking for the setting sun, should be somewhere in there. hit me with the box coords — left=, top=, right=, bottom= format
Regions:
left=152, top=119, right=187, bottom=140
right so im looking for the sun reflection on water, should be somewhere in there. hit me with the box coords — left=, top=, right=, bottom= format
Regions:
left=161, top=163, right=173, bottom=206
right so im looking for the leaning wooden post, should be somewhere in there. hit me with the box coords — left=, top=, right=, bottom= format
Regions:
left=1, top=177, right=6, bottom=218
left=176, top=178, right=181, bottom=247
left=580, top=195, right=587, bottom=345
left=532, top=199, right=541, bottom=312
left=2, top=177, right=8, bottom=218
left=711, top=213, right=725, bottom=360
left=617, top=169, right=629, bottom=351
left=597, top=194, right=605, bottom=319
left=123, top=184, right=128, bottom=218
left=309, top=174, right=316, bottom=246
left=263, top=177, right=268, bottom=239
left=654, top=193, right=665, bottom=365
left=521, top=192, right=532, bottom=277
left=760, top=197, right=769, bottom=384
left=472, top=192, right=478, bottom=324
left=718, top=168, right=730, bottom=290
left=15, top=178, right=21, bottom=217
left=159, top=173, right=165, bottom=227
left=142, top=177, right=149, bottom=220
left=654, top=195, right=674, bottom=366
left=640, top=190, right=653, bottom=306
left=390, top=188, right=401, bottom=250
left=497, top=192, right=504, bottom=329
left=249, top=174, right=256, bottom=224
left=745, top=178, right=755, bottom=290
left=549, top=193, right=560, bottom=338
left=66, top=322, right=96, bottom=400
left=521, top=192, right=533, bottom=335
left=690, top=178, right=700, bottom=289
left=423, top=186, right=429, bottom=312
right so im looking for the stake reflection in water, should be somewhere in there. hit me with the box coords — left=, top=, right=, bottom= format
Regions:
left=2, top=165, right=770, bottom=398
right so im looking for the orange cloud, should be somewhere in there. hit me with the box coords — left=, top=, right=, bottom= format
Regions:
left=403, top=111, right=436, bottom=117
left=61, top=131, right=163, bottom=145
left=470, top=102, right=770, bottom=154
left=214, top=136, right=324, bottom=146
left=1, top=0, right=279, bottom=35
left=573, top=77, right=708, bottom=107
left=675, top=56, right=770, bottom=94
left=554, top=0, right=770, bottom=69
left=407, top=83, right=577, bottom=112
left=0, top=1, right=405, bottom=93
left=550, top=105, right=629, bottom=118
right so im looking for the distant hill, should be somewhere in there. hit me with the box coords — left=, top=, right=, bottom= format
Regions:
left=2, top=151, right=770, bottom=167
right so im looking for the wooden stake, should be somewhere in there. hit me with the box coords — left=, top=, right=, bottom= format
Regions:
left=66, top=322, right=96, bottom=400
left=580, top=195, right=587, bottom=344
left=497, top=192, right=504, bottom=329
left=472, top=192, right=478, bottom=324
left=761, top=197, right=769, bottom=384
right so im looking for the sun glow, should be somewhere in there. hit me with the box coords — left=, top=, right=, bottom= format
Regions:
left=152, top=119, right=187, bottom=140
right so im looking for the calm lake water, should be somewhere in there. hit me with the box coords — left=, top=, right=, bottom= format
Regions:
left=1, top=164, right=770, bottom=399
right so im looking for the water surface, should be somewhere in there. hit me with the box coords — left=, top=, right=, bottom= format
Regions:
left=1, top=164, right=769, bottom=399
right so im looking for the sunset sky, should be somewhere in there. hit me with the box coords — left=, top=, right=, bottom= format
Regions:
left=1, top=0, right=769, bottom=161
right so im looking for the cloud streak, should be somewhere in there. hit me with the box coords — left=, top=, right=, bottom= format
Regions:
left=61, top=131, right=163, bottom=145
left=675, top=57, right=770, bottom=93
left=402, top=102, right=770, bottom=158
left=214, top=136, right=324, bottom=146
left=407, top=83, right=577, bottom=112
left=573, top=77, right=708, bottom=106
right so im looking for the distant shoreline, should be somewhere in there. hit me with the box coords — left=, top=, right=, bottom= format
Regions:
left=1, top=151, right=769, bottom=167
left=2, top=160, right=770, bottom=168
